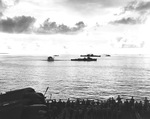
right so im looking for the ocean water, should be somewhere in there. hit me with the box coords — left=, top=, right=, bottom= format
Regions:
left=1, top=54, right=150, bottom=101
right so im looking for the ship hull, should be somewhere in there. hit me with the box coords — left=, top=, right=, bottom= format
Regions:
left=71, top=58, right=97, bottom=61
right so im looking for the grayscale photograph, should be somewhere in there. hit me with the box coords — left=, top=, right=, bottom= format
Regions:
left=1, top=0, right=150, bottom=119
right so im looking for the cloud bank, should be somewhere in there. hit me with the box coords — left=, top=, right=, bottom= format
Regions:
left=0, top=16, right=36, bottom=33
left=64, top=0, right=131, bottom=8
left=37, top=18, right=86, bottom=34
left=111, top=37, right=145, bottom=48
left=110, top=0, right=150, bottom=25
left=59, top=0, right=131, bottom=15
left=110, top=17, right=144, bottom=25
left=0, top=17, right=86, bottom=34
left=123, top=1, right=150, bottom=14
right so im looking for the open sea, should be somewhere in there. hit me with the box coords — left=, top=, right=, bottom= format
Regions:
left=1, top=54, right=150, bottom=101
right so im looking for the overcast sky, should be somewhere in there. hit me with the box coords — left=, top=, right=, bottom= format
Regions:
left=0, top=0, right=150, bottom=55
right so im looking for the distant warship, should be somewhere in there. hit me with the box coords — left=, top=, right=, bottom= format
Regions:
left=71, top=54, right=101, bottom=61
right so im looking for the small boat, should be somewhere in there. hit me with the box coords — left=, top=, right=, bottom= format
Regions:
left=47, top=55, right=59, bottom=61
left=105, top=54, right=111, bottom=57
left=47, top=56, right=54, bottom=61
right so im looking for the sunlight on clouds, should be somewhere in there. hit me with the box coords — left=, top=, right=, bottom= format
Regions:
left=4, top=0, right=83, bottom=27
left=1, top=28, right=150, bottom=55
left=0, top=32, right=115, bottom=55
left=1, top=0, right=150, bottom=55
left=2, top=0, right=17, bottom=6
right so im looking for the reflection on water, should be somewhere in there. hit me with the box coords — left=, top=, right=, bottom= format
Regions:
left=1, top=55, right=150, bottom=100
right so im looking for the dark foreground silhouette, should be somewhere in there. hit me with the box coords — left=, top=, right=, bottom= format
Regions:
left=0, top=87, right=150, bottom=119
left=46, top=96, right=150, bottom=119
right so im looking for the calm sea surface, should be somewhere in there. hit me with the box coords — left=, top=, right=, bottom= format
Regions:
left=1, top=55, right=150, bottom=101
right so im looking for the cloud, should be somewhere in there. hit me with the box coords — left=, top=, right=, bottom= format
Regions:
left=121, top=44, right=141, bottom=48
left=110, top=17, right=145, bottom=25
left=37, top=18, right=86, bottom=34
left=0, top=16, right=36, bottom=33
left=111, top=1, right=150, bottom=25
left=111, top=37, right=145, bottom=48
left=124, top=1, right=150, bottom=13
left=60, top=0, right=131, bottom=15
left=116, top=1, right=150, bottom=16
left=1, top=0, right=19, bottom=7
left=0, top=0, right=5, bottom=13
left=0, top=0, right=20, bottom=17
left=0, top=17, right=86, bottom=34
left=0, top=12, right=3, bottom=17
left=65, top=0, right=130, bottom=7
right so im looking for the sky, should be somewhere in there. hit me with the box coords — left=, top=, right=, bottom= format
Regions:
left=0, top=0, right=150, bottom=55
